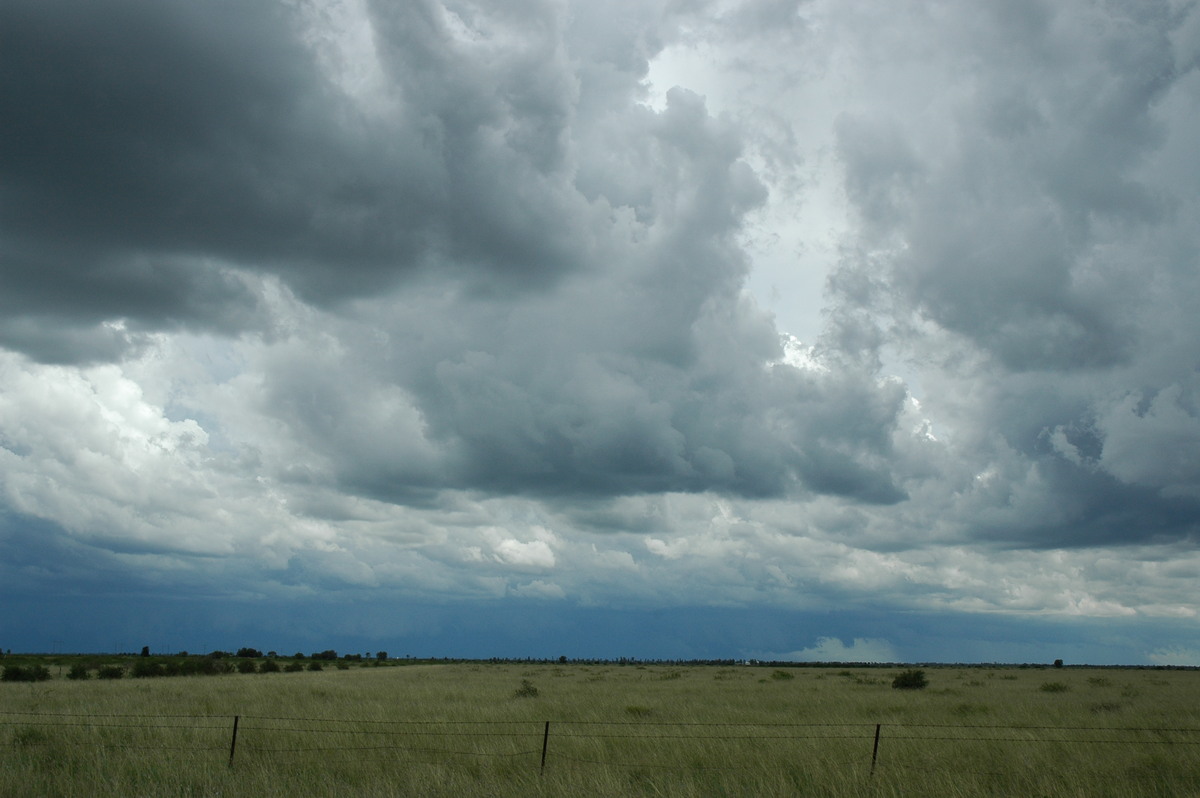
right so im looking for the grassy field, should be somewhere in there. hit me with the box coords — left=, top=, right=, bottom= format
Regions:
left=2, top=659, right=1199, bottom=797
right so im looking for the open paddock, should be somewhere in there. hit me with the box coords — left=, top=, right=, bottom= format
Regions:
left=2, top=661, right=1199, bottom=796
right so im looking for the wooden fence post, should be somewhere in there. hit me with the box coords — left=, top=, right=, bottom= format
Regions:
left=540, top=721, right=550, bottom=773
left=228, top=715, right=240, bottom=767
left=870, top=723, right=881, bottom=776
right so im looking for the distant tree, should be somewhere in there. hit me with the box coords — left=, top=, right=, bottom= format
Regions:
left=1053, top=659, right=1064, bottom=669
left=236, top=647, right=263, bottom=658
left=140, top=646, right=151, bottom=658
left=559, top=655, right=568, bottom=664
left=376, top=651, right=388, bottom=661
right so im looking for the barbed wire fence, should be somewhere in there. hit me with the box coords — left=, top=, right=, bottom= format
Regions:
left=3, top=710, right=1199, bottom=776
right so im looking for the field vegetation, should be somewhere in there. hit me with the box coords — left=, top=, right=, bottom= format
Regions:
left=2, top=657, right=1199, bottom=797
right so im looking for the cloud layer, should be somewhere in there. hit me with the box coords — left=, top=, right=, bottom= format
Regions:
left=1, top=0, right=1198, bottom=662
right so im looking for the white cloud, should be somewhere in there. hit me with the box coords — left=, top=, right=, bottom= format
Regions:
left=493, top=538, right=557, bottom=569
left=1147, top=646, right=1200, bottom=667
left=763, top=636, right=899, bottom=663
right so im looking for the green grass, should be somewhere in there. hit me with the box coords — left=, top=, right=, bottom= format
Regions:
left=1, top=662, right=1199, bottom=796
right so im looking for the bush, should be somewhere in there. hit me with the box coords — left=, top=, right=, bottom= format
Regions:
left=132, top=660, right=167, bottom=678
left=1, top=664, right=51, bottom=682
left=67, top=663, right=91, bottom=680
left=97, top=665, right=125, bottom=680
left=236, top=659, right=258, bottom=674
left=179, top=657, right=223, bottom=676
left=892, top=669, right=928, bottom=690
left=259, top=659, right=281, bottom=673
left=1040, top=681, right=1070, bottom=693
left=284, top=661, right=305, bottom=672
left=307, top=661, right=324, bottom=671
left=513, top=679, right=539, bottom=698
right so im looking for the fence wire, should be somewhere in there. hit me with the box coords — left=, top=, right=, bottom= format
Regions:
left=3, top=710, right=1198, bottom=771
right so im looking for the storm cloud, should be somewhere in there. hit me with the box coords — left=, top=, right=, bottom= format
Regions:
left=1, top=0, right=1198, bottom=662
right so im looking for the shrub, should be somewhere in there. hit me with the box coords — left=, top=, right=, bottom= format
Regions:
left=97, top=665, right=125, bottom=680
left=513, top=679, right=539, bottom=698
left=1040, top=681, right=1070, bottom=693
left=770, top=670, right=795, bottom=681
left=892, top=669, right=928, bottom=690
left=236, top=659, right=258, bottom=674
left=307, top=661, right=323, bottom=671
left=284, top=661, right=305, bottom=672
left=67, top=663, right=91, bottom=680
left=1, top=664, right=51, bottom=682
left=180, top=657, right=223, bottom=676
left=259, top=659, right=281, bottom=673
left=132, top=660, right=167, bottom=678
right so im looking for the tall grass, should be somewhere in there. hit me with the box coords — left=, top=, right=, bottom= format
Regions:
left=2, top=663, right=1198, bottom=796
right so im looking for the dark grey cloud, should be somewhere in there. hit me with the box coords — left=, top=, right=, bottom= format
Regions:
left=815, top=0, right=1200, bottom=548
left=0, top=0, right=605, bottom=360
left=827, top=0, right=1190, bottom=370
left=3, top=0, right=1200, bottom=669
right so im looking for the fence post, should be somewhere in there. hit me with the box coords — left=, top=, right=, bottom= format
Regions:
left=540, top=721, right=550, bottom=773
left=228, top=715, right=240, bottom=767
left=870, top=723, right=881, bottom=776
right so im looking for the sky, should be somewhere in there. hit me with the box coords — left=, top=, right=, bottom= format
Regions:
left=2, top=0, right=1199, bottom=665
